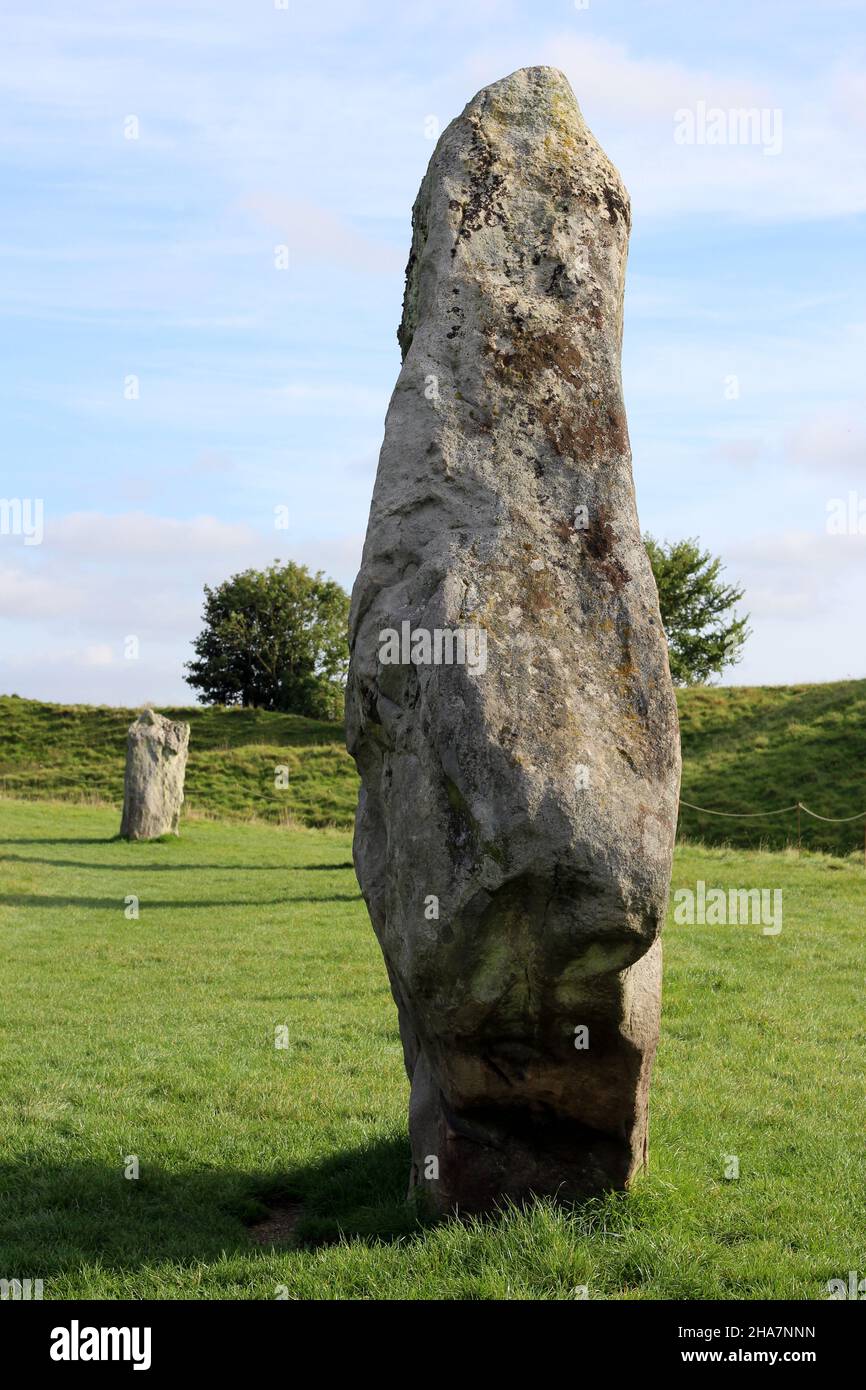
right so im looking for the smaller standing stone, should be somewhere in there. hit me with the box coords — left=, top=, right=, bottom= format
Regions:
left=120, top=710, right=190, bottom=840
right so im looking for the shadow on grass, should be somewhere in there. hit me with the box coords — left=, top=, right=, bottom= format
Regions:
left=0, top=837, right=118, bottom=847
left=0, top=1137, right=423, bottom=1278
left=0, top=855, right=354, bottom=872
left=0, top=893, right=362, bottom=909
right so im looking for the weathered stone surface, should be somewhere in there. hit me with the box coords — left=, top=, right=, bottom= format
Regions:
left=346, top=67, right=681, bottom=1214
left=120, top=710, right=189, bottom=840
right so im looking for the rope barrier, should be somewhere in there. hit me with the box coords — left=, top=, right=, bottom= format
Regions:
left=678, top=797, right=866, bottom=864
left=679, top=798, right=866, bottom=824
left=679, top=799, right=797, bottom=819
left=798, top=804, right=866, bottom=824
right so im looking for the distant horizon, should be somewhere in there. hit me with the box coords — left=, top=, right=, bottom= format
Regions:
left=4, top=669, right=866, bottom=718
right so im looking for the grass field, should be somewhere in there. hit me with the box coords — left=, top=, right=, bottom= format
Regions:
left=2, top=680, right=866, bottom=854
left=1, top=796, right=863, bottom=1300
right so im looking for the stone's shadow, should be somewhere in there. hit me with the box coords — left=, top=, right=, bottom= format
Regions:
left=297, top=863, right=356, bottom=872
left=0, top=1138, right=422, bottom=1276
left=252, top=1138, right=419, bottom=1247
left=0, top=854, right=354, bottom=873
left=0, top=837, right=117, bottom=846
left=0, top=893, right=361, bottom=909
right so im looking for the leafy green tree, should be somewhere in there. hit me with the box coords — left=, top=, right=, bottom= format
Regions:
left=644, top=535, right=750, bottom=686
left=184, top=561, right=349, bottom=720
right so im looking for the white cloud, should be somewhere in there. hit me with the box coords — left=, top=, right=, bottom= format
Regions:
left=728, top=529, right=866, bottom=616
left=0, top=565, right=84, bottom=619
left=47, top=511, right=258, bottom=562
left=719, top=528, right=866, bottom=683
left=240, top=195, right=403, bottom=276
left=785, top=407, right=866, bottom=478
left=1, top=510, right=364, bottom=703
left=83, top=643, right=114, bottom=667
left=459, top=36, right=866, bottom=222
left=24, top=380, right=389, bottom=432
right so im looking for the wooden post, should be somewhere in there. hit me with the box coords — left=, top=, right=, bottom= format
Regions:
left=797, top=803, right=801, bottom=858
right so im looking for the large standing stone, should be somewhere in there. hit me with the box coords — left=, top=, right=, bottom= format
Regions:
left=120, top=710, right=190, bottom=840
left=346, top=67, right=680, bottom=1214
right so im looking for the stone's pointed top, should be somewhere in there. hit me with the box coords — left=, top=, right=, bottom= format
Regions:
left=133, top=708, right=188, bottom=731
left=467, top=64, right=578, bottom=106
left=451, top=63, right=591, bottom=149
left=396, top=61, right=628, bottom=362
left=471, top=64, right=574, bottom=90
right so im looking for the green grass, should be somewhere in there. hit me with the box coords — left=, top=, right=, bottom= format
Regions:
left=2, top=681, right=866, bottom=852
left=1, top=797, right=863, bottom=1299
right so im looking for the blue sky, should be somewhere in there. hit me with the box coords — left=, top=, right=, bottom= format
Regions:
left=1, top=0, right=864, bottom=704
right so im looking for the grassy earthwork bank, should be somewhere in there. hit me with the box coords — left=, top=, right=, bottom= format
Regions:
left=676, top=679, right=866, bottom=857
left=0, top=695, right=355, bottom=830
left=2, top=680, right=866, bottom=854
left=0, top=797, right=863, bottom=1299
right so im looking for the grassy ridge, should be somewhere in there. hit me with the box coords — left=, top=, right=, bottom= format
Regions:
left=678, top=681, right=866, bottom=856
left=0, top=697, right=357, bottom=830
left=1, top=680, right=865, bottom=852
left=0, top=798, right=863, bottom=1299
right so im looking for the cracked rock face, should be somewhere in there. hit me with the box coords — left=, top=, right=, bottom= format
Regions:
left=346, top=66, right=681, bottom=1214
left=120, top=710, right=190, bottom=840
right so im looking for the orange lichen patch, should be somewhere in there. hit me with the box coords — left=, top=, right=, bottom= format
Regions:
left=483, top=311, right=628, bottom=467
left=551, top=516, right=577, bottom=543
left=581, top=507, right=629, bottom=590
left=485, top=316, right=582, bottom=389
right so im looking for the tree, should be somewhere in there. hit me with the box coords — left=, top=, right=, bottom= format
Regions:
left=184, top=561, right=349, bottom=720
left=644, top=535, right=750, bottom=686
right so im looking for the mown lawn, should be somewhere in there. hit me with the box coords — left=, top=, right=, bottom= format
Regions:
left=0, top=797, right=863, bottom=1299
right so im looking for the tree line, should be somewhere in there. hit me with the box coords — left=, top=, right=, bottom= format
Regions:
left=185, top=538, right=748, bottom=719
